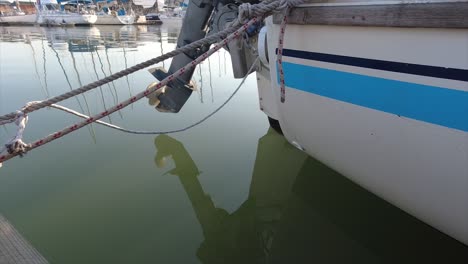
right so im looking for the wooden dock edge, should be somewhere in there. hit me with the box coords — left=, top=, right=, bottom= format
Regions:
left=0, top=215, right=48, bottom=264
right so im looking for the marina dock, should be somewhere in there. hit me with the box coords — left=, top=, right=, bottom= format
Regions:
left=0, top=215, right=48, bottom=264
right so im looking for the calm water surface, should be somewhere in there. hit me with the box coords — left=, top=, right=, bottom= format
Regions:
left=0, top=25, right=467, bottom=263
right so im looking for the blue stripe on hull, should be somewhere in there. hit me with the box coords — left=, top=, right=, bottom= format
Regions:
left=280, top=62, right=468, bottom=132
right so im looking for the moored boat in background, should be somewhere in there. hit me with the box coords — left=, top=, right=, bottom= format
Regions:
left=0, top=10, right=37, bottom=24
left=37, top=0, right=97, bottom=26
left=156, top=0, right=185, bottom=27
left=0, top=0, right=37, bottom=25
left=94, top=0, right=135, bottom=25
left=140, top=12, right=161, bottom=24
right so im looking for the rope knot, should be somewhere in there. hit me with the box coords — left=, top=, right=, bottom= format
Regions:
left=1, top=110, right=30, bottom=159
left=238, top=3, right=253, bottom=23
left=5, top=139, right=30, bottom=157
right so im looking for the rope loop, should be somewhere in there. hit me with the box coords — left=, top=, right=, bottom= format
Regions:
left=5, top=139, right=30, bottom=157
left=2, top=110, right=30, bottom=158
left=238, top=3, right=253, bottom=23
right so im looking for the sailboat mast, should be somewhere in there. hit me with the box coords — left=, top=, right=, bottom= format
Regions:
left=15, top=0, right=22, bottom=12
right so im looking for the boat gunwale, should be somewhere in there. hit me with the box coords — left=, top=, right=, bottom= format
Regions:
left=273, top=1, right=468, bottom=28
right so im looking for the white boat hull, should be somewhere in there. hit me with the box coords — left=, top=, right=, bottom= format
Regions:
left=37, top=13, right=97, bottom=26
left=258, top=17, right=468, bottom=246
left=95, top=14, right=135, bottom=25
left=0, top=14, right=37, bottom=24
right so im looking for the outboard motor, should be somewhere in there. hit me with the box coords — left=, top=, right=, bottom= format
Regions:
left=150, top=0, right=261, bottom=113
left=150, top=0, right=214, bottom=113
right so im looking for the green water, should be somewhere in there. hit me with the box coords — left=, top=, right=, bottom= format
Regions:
left=0, top=25, right=467, bottom=263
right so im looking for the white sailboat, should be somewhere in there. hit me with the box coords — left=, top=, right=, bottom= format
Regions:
left=95, top=11, right=135, bottom=24
left=254, top=0, right=468, bottom=246
left=37, top=0, right=97, bottom=26
left=0, top=0, right=37, bottom=25
left=157, top=0, right=185, bottom=27
left=132, top=0, right=154, bottom=8
left=94, top=0, right=135, bottom=25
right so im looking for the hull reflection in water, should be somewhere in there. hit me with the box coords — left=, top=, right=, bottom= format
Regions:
left=0, top=25, right=181, bottom=50
left=155, top=129, right=468, bottom=263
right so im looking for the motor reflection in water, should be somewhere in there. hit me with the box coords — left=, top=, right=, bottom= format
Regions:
left=154, top=129, right=468, bottom=264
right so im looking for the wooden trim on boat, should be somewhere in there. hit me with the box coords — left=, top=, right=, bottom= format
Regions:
left=273, top=2, right=468, bottom=28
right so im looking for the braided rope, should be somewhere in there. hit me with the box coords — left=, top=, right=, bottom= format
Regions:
left=278, top=0, right=304, bottom=102
left=0, top=0, right=286, bottom=124
left=278, top=7, right=290, bottom=103
left=0, top=30, right=232, bottom=123
left=0, top=17, right=260, bottom=165
left=0, top=0, right=305, bottom=166
left=33, top=58, right=258, bottom=135
left=0, top=111, right=29, bottom=168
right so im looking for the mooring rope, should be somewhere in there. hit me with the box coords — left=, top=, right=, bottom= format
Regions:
left=0, top=111, right=28, bottom=168
left=0, top=0, right=303, bottom=167
left=0, top=17, right=260, bottom=165
left=0, top=0, right=291, bottom=124
left=32, top=58, right=259, bottom=136
left=278, top=6, right=290, bottom=103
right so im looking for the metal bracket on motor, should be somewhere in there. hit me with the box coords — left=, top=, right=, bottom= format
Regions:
left=150, top=0, right=214, bottom=113
left=149, top=68, right=194, bottom=113
left=209, top=3, right=261, bottom=78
